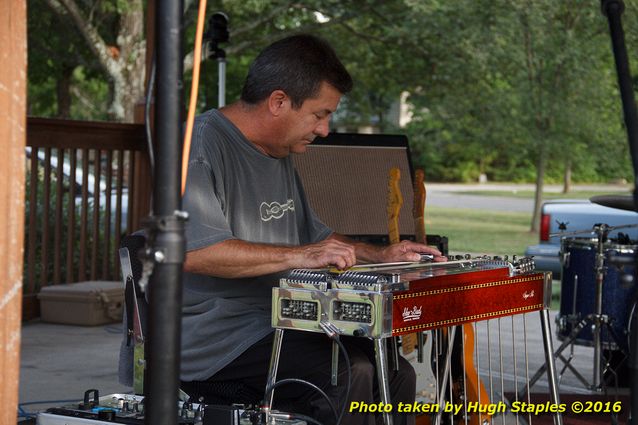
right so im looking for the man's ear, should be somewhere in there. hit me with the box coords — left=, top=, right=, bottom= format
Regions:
left=267, top=90, right=290, bottom=116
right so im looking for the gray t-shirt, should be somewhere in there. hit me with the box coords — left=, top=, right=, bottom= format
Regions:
left=180, top=109, right=332, bottom=381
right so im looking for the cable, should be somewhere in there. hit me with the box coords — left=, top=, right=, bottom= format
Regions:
left=265, top=378, right=337, bottom=423
left=264, top=333, right=353, bottom=425
left=180, top=0, right=208, bottom=196
left=286, top=412, right=325, bottom=425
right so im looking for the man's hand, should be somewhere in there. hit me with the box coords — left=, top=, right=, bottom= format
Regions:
left=296, top=238, right=357, bottom=270
left=377, top=240, right=446, bottom=263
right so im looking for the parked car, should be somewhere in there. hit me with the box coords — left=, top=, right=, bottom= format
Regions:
left=524, top=198, right=638, bottom=278
left=25, top=146, right=129, bottom=232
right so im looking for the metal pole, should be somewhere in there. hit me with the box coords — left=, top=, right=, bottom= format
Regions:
left=600, top=3, right=638, bottom=419
left=540, top=309, right=563, bottom=425
left=374, top=338, right=394, bottom=425
left=218, top=56, right=226, bottom=107
left=145, top=0, right=185, bottom=424
left=601, top=0, right=638, bottom=207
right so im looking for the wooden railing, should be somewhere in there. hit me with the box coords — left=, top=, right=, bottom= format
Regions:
left=24, top=117, right=151, bottom=319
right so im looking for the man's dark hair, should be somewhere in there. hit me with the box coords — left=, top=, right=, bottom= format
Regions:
left=240, top=34, right=353, bottom=109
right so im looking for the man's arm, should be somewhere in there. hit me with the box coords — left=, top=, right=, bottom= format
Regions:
left=183, top=236, right=357, bottom=279
left=184, top=233, right=446, bottom=279
left=327, top=233, right=445, bottom=264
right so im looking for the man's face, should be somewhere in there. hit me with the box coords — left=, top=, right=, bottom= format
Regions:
left=273, top=81, right=342, bottom=157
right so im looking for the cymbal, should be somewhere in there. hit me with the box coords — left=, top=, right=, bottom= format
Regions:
left=590, top=194, right=637, bottom=212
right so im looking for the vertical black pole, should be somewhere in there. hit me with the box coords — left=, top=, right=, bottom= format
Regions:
left=600, top=1, right=638, bottom=423
left=146, top=0, right=185, bottom=424
left=601, top=0, right=638, bottom=207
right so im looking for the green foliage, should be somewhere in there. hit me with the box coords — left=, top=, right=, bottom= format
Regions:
left=28, top=0, right=638, bottom=183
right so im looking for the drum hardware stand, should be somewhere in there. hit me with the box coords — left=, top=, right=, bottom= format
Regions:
left=526, top=224, right=636, bottom=394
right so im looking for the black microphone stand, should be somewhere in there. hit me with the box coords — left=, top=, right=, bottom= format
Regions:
left=144, top=1, right=186, bottom=424
left=204, top=12, right=229, bottom=108
left=600, top=1, right=638, bottom=423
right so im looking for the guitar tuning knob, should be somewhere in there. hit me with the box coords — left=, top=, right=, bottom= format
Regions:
left=503, top=255, right=509, bottom=261
left=464, top=254, right=471, bottom=260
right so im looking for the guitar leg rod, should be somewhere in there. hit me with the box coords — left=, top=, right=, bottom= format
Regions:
left=540, top=309, right=563, bottom=425
left=374, top=338, right=394, bottom=425
left=264, top=328, right=285, bottom=408
left=391, top=337, right=400, bottom=372
left=435, top=326, right=457, bottom=425
left=331, top=339, right=339, bottom=386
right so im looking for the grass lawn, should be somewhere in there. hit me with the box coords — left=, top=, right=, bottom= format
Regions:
left=455, top=190, right=630, bottom=200
left=425, top=206, right=562, bottom=307
left=426, top=206, right=538, bottom=256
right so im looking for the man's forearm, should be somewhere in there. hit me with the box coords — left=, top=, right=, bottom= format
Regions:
left=184, top=239, right=299, bottom=278
left=183, top=236, right=358, bottom=278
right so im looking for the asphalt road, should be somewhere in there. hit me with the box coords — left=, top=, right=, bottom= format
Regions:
left=425, top=183, right=630, bottom=213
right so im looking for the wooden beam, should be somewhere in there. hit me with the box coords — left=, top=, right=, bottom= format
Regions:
left=0, top=0, right=27, bottom=423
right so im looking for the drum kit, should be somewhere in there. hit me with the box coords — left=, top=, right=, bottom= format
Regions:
left=552, top=194, right=637, bottom=391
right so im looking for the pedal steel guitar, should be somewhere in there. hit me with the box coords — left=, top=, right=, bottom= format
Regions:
left=266, top=256, right=561, bottom=425
left=272, top=256, right=549, bottom=339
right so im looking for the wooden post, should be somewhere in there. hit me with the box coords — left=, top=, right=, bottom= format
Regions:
left=0, top=0, right=27, bottom=423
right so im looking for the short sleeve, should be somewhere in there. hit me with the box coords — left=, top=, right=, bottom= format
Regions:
left=182, top=158, right=235, bottom=251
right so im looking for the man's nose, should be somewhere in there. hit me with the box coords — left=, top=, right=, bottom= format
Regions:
left=314, top=117, right=330, bottom=137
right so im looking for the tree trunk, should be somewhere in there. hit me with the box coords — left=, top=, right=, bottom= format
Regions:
left=56, top=65, right=74, bottom=119
left=531, top=147, right=546, bottom=232
left=563, top=158, right=572, bottom=194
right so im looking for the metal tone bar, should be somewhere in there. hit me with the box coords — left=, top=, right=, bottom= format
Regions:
left=374, top=338, right=393, bottom=425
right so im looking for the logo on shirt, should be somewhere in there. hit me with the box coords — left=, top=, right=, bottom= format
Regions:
left=260, top=199, right=295, bottom=221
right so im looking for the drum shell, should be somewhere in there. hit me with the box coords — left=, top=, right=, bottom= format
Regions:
left=557, top=237, right=636, bottom=350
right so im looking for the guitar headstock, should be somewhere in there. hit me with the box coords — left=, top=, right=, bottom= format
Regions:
left=412, top=169, right=425, bottom=218
left=387, top=167, right=402, bottom=245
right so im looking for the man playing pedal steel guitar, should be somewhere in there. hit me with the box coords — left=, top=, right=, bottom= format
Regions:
left=180, top=34, right=445, bottom=425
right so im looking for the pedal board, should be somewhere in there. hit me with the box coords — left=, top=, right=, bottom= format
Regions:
left=37, top=390, right=306, bottom=425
